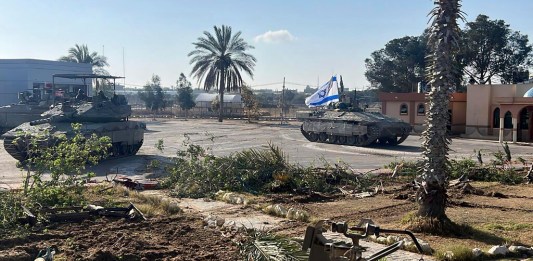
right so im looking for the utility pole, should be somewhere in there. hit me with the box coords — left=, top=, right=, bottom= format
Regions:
left=122, top=47, right=126, bottom=87
left=281, top=77, right=286, bottom=125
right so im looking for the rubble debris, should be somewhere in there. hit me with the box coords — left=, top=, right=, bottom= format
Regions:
left=113, top=175, right=159, bottom=190
left=488, top=245, right=509, bottom=256
left=35, top=247, right=55, bottom=261
left=262, top=204, right=309, bottom=221
left=20, top=203, right=146, bottom=226
left=472, top=248, right=483, bottom=258
left=508, top=245, right=530, bottom=253
left=203, top=214, right=225, bottom=228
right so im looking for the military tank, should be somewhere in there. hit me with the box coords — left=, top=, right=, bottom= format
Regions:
left=298, top=107, right=412, bottom=146
left=297, top=76, right=412, bottom=147
left=2, top=74, right=145, bottom=161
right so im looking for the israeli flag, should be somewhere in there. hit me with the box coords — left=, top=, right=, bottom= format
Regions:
left=305, top=76, right=340, bottom=107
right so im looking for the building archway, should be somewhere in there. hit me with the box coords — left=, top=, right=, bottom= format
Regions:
left=493, top=107, right=500, bottom=128
left=518, top=106, right=533, bottom=141
left=504, top=111, right=513, bottom=129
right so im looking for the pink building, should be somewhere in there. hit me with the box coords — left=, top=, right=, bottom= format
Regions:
left=379, top=83, right=533, bottom=142
left=465, top=83, right=533, bottom=142
left=379, top=92, right=467, bottom=135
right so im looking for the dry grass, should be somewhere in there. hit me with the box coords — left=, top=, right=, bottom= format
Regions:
left=85, top=184, right=181, bottom=218
left=435, top=244, right=475, bottom=261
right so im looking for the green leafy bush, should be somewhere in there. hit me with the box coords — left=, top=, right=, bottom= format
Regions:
left=17, top=123, right=111, bottom=207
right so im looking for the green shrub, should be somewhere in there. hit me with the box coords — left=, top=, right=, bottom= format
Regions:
left=449, top=158, right=478, bottom=179
left=384, top=160, right=422, bottom=177
left=0, top=190, right=24, bottom=231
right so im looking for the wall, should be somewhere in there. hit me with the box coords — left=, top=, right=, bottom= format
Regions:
left=464, top=85, right=492, bottom=137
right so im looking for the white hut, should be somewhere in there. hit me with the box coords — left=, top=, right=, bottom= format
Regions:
left=192, top=93, right=243, bottom=117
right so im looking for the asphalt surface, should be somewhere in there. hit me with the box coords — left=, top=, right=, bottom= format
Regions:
left=2, top=118, right=532, bottom=189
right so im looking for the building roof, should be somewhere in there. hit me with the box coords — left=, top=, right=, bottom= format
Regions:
left=195, top=93, right=241, bottom=103
left=53, top=74, right=124, bottom=80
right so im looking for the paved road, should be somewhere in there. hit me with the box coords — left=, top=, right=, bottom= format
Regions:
left=2, top=118, right=532, bottom=189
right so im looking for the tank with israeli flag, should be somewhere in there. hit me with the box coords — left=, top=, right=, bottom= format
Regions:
left=297, top=75, right=412, bottom=147
left=305, top=76, right=340, bottom=107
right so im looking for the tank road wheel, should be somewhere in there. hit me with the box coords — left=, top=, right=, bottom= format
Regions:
left=354, top=135, right=370, bottom=146
left=111, top=143, right=121, bottom=157
left=308, top=132, right=319, bottom=142
left=318, top=133, right=328, bottom=143
left=337, top=135, right=348, bottom=145
left=327, top=134, right=337, bottom=144
left=126, top=145, right=134, bottom=155
left=346, top=136, right=357, bottom=146
left=300, top=125, right=317, bottom=142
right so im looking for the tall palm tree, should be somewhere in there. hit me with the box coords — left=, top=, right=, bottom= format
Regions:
left=188, top=25, right=256, bottom=122
left=58, top=44, right=109, bottom=75
left=417, top=0, right=462, bottom=228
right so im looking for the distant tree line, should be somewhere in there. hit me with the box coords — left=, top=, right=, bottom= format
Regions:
left=365, top=14, right=533, bottom=93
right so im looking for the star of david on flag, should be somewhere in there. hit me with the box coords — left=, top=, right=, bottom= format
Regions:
left=305, top=76, right=340, bottom=107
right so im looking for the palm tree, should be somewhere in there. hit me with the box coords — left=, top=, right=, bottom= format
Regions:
left=58, top=44, right=109, bottom=75
left=188, top=25, right=256, bottom=122
left=416, top=0, right=462, bottom=230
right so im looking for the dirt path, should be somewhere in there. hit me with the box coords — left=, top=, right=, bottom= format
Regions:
left=0, top=215, right=241, bottom=261
left=146, top=191, right=435, bottom=260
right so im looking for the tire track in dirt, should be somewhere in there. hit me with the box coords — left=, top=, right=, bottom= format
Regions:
left=326, top=201, right=414, bottom=220
left=449, top=200, right=533, bottom=212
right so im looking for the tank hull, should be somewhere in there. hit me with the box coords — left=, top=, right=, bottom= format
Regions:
left=297, top=110, right=412, bottom=146
left=2, top=121, right=145, bottom=161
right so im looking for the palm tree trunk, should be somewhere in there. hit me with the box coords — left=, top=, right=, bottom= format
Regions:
left=417, top=0, right=460, bottom=222
left=218, top=68, right=225, bottom=122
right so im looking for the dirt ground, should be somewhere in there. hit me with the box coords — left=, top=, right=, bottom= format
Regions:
left=1, top=181, right=532, bottom=260
left=267, top=181, right=533, bottom=253
left=0, top=215, right=241, bottom=261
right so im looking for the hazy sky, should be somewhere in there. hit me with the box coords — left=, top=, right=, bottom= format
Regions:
left=1, top=0, right=532, bottom=91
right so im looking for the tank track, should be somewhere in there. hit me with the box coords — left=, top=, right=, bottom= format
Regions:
left=3, top=137, right=26, bottom=161
left=300, top=124, right=405, bottom=147
left=300, top=124, right=382, bottom=147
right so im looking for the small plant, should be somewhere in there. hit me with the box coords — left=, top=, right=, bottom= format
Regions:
left=502, top=142, right=511, bottom=162
left=147, top=159, right=161, bottom=170
left=449, top=158, right=477, bottom=179
left=384, top=160, right=421, bottom=177
left=435, top=244, right=475, bottom=261
left=491, top=151, right=505, bottom=166
left=155, top=139, right=165, bottom=152
left=241, top=231, right=308, bottom=261
left=0, top=190, right=25, bottom=233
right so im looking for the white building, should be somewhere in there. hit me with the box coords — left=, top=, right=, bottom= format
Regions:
left=0, top=59, right=92, bottom=105
left=192, top=93, right=243, bottom=117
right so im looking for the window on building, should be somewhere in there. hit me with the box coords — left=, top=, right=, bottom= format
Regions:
left=519, top=109, right=529, bottom=130
left=400, top=104, right=408, bottom=115
left=504, top=111, right=513, bottom=129
left=417, top=103, right=425, bottom=115
left=493, top=108, right=500, bottom=128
